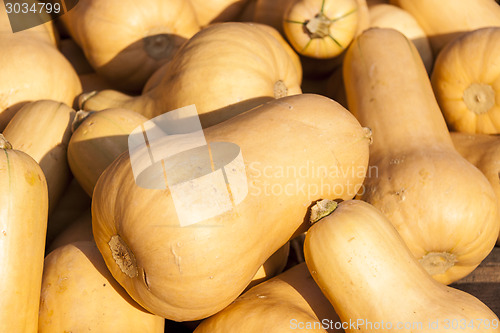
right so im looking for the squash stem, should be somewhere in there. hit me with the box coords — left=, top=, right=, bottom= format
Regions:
left=71, top=110, right=94, bottom=133
left=463, top=83, right=495, bottom=115
left=310, top=199, right=338, bottom=224
left=305, top=12, right=332, bottom=39
left=0, top=134, right=12, bottom=150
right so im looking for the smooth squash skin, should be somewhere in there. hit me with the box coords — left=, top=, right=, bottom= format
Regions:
left=58, top=0, right=200, bottom=92
left=0, top=37, right=82, bottom=130
left=68, top=108, right=148, bottom=197
left=304, top=200, right=500, bottom=333
left=431, top=27, right=500, bottom=134
left=368, top=4, right=433, bottom=73
left=390, top=0, right=500, bottom=56
left=451, top=132, right=500, bottom=245
left=3, top=100, right=75, bottom=214
left=343, top=28, right=499, bottom=284
left=0, top=134, right=48, bottom=332
left=39, top=241, right=165, bottom=332
left=194, top=262, right=342, bottom=333
left=79, top=22, right=303, bottom=128
left=283, top=0, right=360, bottom=59
left=91, top=93, right=371, bottom=321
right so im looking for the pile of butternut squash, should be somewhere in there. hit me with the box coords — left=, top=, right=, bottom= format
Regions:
left=1, top=0, right=500, bottom=332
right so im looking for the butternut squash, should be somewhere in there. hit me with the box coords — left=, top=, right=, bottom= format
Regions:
left=3, top=100, right=75, bottom=214
left=0, top=134, right=48, bottom=332
left=194, top=262, right=342, bottom=333
left=91, top=93, right=371, bottom=321
left=68, top=108, right=149, bottom=197
left=283, top=0, right=360, bottom=59
left=390, top=0, right=500, bottom=56
left=39, top=241, right=165, bottom=332
left=58, top=0, right=200, bottom=92
left=368, top=4, right=433, bottom=73
left=343, top=27, right=499, bottom=284
left=431, top=27, right=500, bottom=134
left=0, top=37, right=81, bottom=130
left=451, top=132, right=500, bottom=245
left=79, top=22, right=302, bottom=128
left=304, top=200, right=500, bottom=333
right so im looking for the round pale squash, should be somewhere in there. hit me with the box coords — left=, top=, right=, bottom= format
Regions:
left=91, top=93, right=371, bottom=321
left=390, top=0, right=500, bottom=56
left=0, top=134, right=48, bottom=332
left=343, top=27, right=499, bottom=284
left=451, top=132, right=500, bottom=245
left=68, top=108, right=149, bottom=197
left=368, top=4, right=433, bottom=73
left=304, top=200, right=500, bottom=333
left=80, top=22, right=303, bottom=128
left=431, top=27, right=500, bottom=134
left=0, top=36, right=82, bottom=130
left=39, top=241, right=165, bottom=332
left=283, top=0, right=360, bottom=59
left=58, top=0, right=200, bottom=92
left=3, top=100, right=75, bottom=214
left=194, top=262, right=342, bottom=333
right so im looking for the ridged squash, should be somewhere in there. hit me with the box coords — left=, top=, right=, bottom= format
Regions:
left=91, top=93, right=371, bottom=321
left=304, top=200, right=500, bottom=333
left=343, top=27, right=499, bottom=284
left=0, top=134, right=48, bottom=332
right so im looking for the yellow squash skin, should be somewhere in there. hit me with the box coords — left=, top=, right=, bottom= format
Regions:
left=283, top=0, right=360, bottom=59
left=451, top=132, right=500, bottom=245
left=91, top=93, right=371, bottom=321
left=431, top=27, right=500, bottom=134
left=390, top=0, right=500, bottom=56
left=343, top=28, right=499, bottom=284
left=67, top=108, right=148, bottom=197
left=0, top=37, right=81, bottom=130
left=0, top=135, right=48, bottom=332
left=368, top=3, right=433, bottom=73
left=58, top=0, right=200, bottom=92
left=304, top=200, right=500, bottom=333
left=39, top=241, right=165, bottom=332
left=79, top=22, right=303, bottom=128
left=194, top=262, right=342, bottom=333
left=3, top=100, right=75, bottom=214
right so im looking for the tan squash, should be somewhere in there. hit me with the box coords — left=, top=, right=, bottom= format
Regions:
left=304, top=200, right=500, bottom=333
left=189, top=0, right=250, bottom=27
left=0, top=0, right=58, bottom=46
left=0, top=36, right=81, bottom=130
left=0, top=134, right=48, bottom=332
left=283, top=0, right=360, bottom=59
left=68, top=108, right=149, bottom=197
left=46, top=178, right=92, bottom=245
left=390, top=0, right=500, bottom=56
left=343, top=27, right=499, bottom=284
left=451, top=132, right=500, bottom=245
left=79, top=22, right=302, bottom=129
left=194, top=262, right=342, bottom=333
left=431, top=27, right=500, bottom=134
left=39, top=241, right=165, bottom=332
left=58, top=0, right=199, bottom=92
left=368, top=4, right=433, bottom=73
left=3, top=100, right=75, bottom=214
left=91, top=93, right=371, bottom=321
